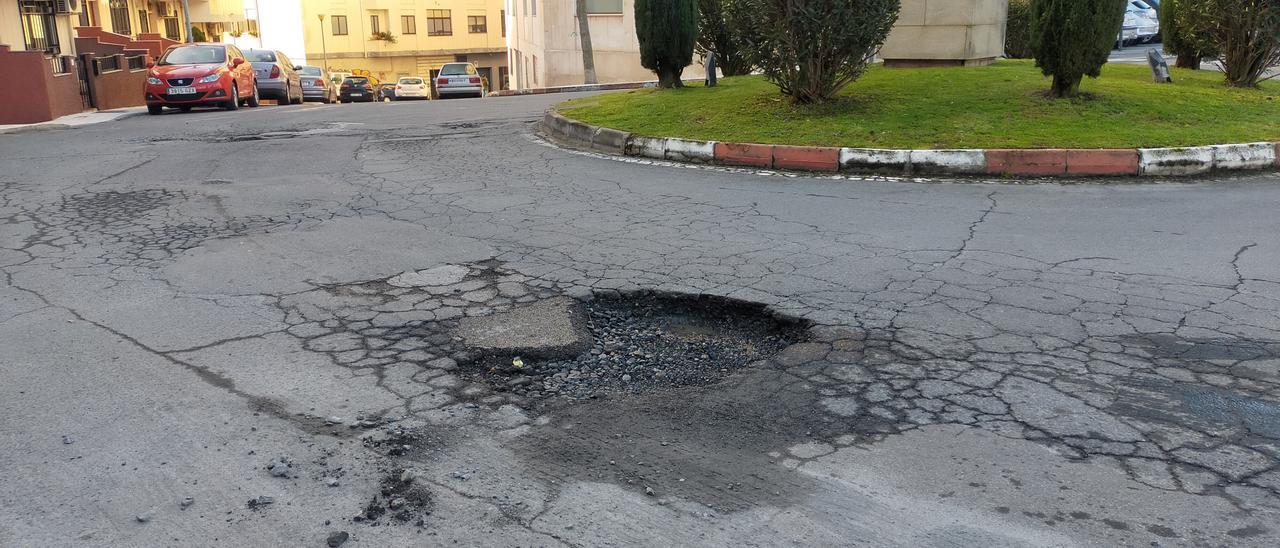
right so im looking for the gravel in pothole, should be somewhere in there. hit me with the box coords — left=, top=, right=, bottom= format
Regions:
left=465, top=294, right=808, bottom=401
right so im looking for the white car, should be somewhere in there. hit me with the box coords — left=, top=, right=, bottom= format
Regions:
left=1126, top=1, right=1160, bottom=44
left=394, top=77, right=430, bottom=100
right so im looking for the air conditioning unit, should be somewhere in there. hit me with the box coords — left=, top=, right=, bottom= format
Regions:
left=55, top=0, right=82, bottom=13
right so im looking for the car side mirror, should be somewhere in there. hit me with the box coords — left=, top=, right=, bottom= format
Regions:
left=232, top=58, right=245, bottom=67
left=293, top=65, right=302, bottom=71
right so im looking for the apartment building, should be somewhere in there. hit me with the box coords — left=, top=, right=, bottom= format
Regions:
left=300, top=0, right=509, bottom=89
left=506, top=0, right=706, bottom=90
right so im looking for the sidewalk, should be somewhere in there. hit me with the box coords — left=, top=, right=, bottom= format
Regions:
left=0, top=107, right=147, bottom=135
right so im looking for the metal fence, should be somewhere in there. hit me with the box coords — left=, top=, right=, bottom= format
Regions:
left=47, top=55, right=73, bottom=75
left=97, top=55, right=121, bottom=73
left=126, top=55, right=146, bottom=71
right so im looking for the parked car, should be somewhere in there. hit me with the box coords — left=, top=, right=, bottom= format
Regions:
left=378, top=83, right=397, bottom=102
left=1127, top=1, right=1160, bottom=44
left=145, top=43, right=259, bottom=114
left=338, top=76, right=376, bottom=103
left=298, top=66, right=335, bottom=103
left=394, top=77, right=430, bottom=100
left=244, top=48, right=302, bottom=104
left=435, top=63, right=485, bottom=99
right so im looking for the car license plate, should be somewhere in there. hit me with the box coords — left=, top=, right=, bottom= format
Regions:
left=167, top=86, right=197, bottom=95
left=351, top=92, right=363, bottom=96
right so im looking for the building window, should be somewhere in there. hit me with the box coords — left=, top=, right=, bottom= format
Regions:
left=137, top=9, right=149, bottom=33
left=163, top=17, right=180, bottom=40
left=332, top=15, right=348, bottom=36
left=532, top=55, right=537, bottom=84
left=500, top=10, right=505, bottom=37
left=427, top=10, right=451, bottom=36
left=19, top=0, right=60, bottom=54
left=80, top=1, right=99, bottom=27
left=369, top=14, right=380, bottom=34
left=531, top=0, right=537, bottom=16
left=109, top=0, right=131, bottom=35
left=468, top=15, right=486, bottom=34
left=585, top=0, right=624, bottom=13
left=401, top=15, right=416, bottom=35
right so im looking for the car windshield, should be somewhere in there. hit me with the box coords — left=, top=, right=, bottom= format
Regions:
left=244, top=50, right=276, bottom=62
left=400, top=78, right=423, bottom=85
left=299, top=66, right=323, bottom=76
left=439, top=64, right=471, bottom=76
left=158, top=45, right=226, bottom=65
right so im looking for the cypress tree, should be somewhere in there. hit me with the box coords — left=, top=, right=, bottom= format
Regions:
left=1030, top=0, right=1127, bottom=98
left=635, top=0, right=699, bottom=88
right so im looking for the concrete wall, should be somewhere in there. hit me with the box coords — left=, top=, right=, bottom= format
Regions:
left=0, top=45, right=83, bottom=124
left=881, top=0, right=1008, bottom=67
left=508, top=0, right=706, bottom=90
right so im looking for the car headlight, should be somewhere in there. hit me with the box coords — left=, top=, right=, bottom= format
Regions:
left=198, top=73, right=221, bottom=83
left=147, top=77, right=162, bottom=85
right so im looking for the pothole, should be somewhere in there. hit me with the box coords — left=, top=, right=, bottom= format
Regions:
left=459, top=292, right=810, bottom=403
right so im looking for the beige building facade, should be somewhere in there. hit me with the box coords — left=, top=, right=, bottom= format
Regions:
left=301, top=0, right=509, bottom=88
left=880, top=0, right=1008, bottom=67
left=506, top=0, right=706, bottom=89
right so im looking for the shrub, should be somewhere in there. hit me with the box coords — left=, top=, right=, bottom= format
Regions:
left=739, top=0, right=900, bottom=104
left=1031, top=0, right=1127, bottom=98
left=1182, top=0, right=1280, bottom=87
left=696, top=0, right=754, bottom=76
left=190, top=26, right=208, bottom=43
left=635, top=0, right=700, bottom=88
left=1161, top=0, right=1218, bottom=68
left=1006, top=0, right=1034, bottom=59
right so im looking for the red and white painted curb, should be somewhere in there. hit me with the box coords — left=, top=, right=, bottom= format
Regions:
left=543, top=109, right=1280, bottom=178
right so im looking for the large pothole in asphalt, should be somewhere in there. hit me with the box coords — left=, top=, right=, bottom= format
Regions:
left=457, top=292, right=810, bottom=403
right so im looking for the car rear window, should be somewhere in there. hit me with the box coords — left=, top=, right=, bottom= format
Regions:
left=439, top=64, right=472, bottom=76
left=299, top=66, right=323, bottom=76
left=244, top=50, right=277, bottom=62
left=344, top=77, right=369, bottom=84
left=158, top=45, right=226, bottom=65
left=400, top=78, right=423, bottom=85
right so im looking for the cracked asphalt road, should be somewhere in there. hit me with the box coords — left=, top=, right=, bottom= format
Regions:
left=2, top=96, right=1279, bottom=547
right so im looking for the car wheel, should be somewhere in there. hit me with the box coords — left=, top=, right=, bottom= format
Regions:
left=247, top=82, right=260, bottom=107
left=225, top=83, right=240, bottom=110
left=147, top=104, right=163, bottom=115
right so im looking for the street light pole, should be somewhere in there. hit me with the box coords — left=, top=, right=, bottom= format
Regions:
left=180, top=0, right=192, bottom=43
left=318, top=15, right=329, bottom=72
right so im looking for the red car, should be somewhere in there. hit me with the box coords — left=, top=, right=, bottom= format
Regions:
left=145, top=43, right=259, bottom=114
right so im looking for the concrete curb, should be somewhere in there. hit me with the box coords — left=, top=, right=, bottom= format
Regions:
left=541, top=108, right=1280, bottom=178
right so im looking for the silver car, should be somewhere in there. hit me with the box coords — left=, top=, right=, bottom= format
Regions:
left=435, top=63, right=485, bottom=99
left=298, top=65, right=336, bottom=103
left=245, top=49, right=302, bottom=104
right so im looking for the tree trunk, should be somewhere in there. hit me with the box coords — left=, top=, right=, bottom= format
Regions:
left=575, top=0, right=598, bottom=85
left=657, top=65, right=684, bottom=88
left=1175, top=55, right=1200, bottom=70
left=1050, top=75, right=1081, bottom=98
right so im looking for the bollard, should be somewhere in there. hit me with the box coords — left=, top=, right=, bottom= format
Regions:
left=1147, top=49, right=1172, bottom=83
left=706, top=53, right=717, bottom=88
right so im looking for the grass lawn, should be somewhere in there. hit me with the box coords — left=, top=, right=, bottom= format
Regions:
left=559, top=60, right=1280, bottom=149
